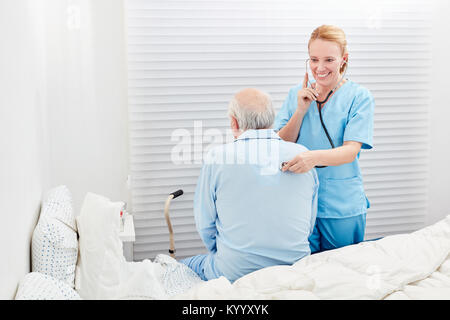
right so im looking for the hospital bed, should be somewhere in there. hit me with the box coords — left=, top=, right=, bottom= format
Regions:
left=15, top=186, right=450, bottom=300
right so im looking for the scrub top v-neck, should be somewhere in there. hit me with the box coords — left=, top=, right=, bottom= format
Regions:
left=274, top=80, right=375, bottom=219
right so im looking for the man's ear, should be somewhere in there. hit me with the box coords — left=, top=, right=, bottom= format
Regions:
left=230, top=116, right=240, bottom=138
left=230, top=116, right=238, bottom=129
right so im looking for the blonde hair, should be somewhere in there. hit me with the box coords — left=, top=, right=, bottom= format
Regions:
left=308, top=25, right=348, bottom=74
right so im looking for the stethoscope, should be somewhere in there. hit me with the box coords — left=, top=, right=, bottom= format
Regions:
left=280, top=58, right=347, bottom=170
left=307, top=58, right=347, bottom=168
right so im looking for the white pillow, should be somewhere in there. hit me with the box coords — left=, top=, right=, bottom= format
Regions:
left=76, top=192, right=126, bottom=299
left=76, top=192, right=167, bottom=299
left=42, top=185, right=77, bottom=230
left=15, top=272, right=81, bottom=300
left=31, top=185, right=78, bottom=288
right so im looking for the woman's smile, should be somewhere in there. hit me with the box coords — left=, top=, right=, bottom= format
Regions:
left=317, top=72, right=331, bottom=79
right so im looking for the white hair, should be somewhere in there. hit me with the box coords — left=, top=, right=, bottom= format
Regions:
left=227, top=90, right=275, bottom=130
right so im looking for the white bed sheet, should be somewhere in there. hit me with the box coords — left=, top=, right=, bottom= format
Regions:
left=173, top=215, right=450, bottom=300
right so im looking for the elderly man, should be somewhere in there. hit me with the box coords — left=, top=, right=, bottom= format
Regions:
left=180, top=88, right=319, bottom=282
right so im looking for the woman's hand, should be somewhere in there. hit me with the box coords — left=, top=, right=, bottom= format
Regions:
left=281, top=142, right=363, bottom=173
left=281, top=151, right=318, bottom=173
left=297, top=72, right=319, bottom=114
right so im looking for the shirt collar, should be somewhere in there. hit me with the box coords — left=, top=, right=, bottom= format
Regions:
left=235, top=129, right=282, bottom=141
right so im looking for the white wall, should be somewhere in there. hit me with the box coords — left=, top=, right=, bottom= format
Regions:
left=429, top=0, right=450, bottom=225
left=0, top=0, right=129, bottom=299
left=42, top=0, right=130, bottom=214
left=0, top=0, right=49, bottom=299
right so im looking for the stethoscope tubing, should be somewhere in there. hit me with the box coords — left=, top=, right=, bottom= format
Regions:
left=305, top=58, right=347, bottom=168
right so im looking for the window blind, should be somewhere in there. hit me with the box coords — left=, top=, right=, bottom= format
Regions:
left=125, top=0, right=431, bottom=261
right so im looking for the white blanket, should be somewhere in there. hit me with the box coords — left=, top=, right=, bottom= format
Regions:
left=174, top=215, right=450, bottom=300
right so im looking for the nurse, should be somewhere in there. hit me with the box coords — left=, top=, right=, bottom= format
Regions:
left=274, top=25, right=375, bottom=253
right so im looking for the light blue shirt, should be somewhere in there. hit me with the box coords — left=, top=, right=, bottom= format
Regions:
left=274, top=80, right=375, bottom=219
left=194, top=129, right=319, bottom=282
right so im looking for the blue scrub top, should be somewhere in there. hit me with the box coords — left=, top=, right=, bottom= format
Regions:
left=274, top=80, right=375, bottom=219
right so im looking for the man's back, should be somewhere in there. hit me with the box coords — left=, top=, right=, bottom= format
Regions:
left=194, top=129, right=318, bottom=282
